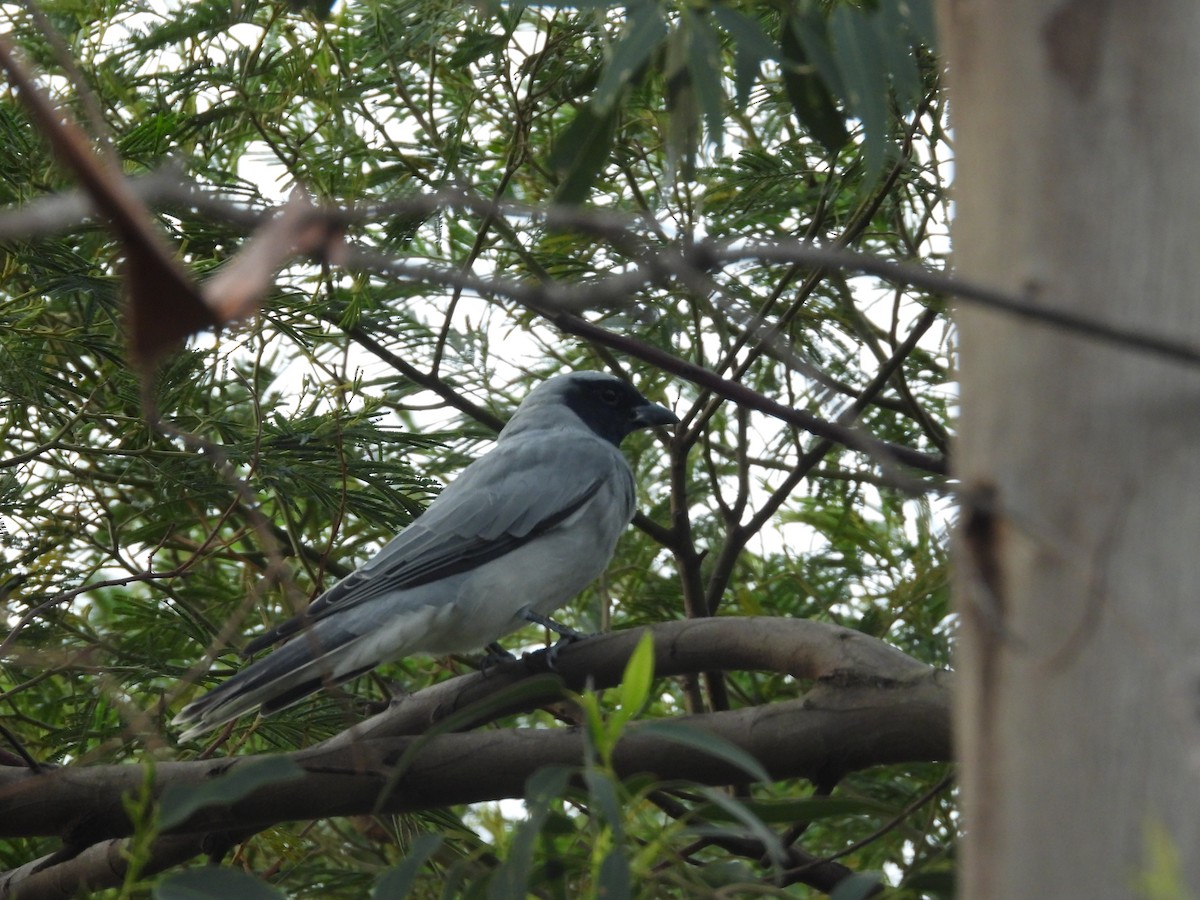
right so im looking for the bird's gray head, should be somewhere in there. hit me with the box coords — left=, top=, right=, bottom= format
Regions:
left=502, top=372, right=677, bottom=446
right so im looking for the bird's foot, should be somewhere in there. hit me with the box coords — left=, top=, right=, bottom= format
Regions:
left=519, top=610, right=597, bottom=673
left=479, top=642, right=516, bottom=675
left=542, top=632, right=583, bottom=672
left=520, top=609, right=593, bottom=642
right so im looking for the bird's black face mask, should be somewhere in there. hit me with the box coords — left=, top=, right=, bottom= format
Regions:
left=563, top=377, right=678, bottom=446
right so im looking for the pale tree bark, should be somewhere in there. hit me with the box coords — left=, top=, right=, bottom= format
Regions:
left=941, top=1, right=1200, bottom=896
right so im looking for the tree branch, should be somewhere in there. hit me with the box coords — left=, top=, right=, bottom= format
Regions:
left=6, top=174, right=1197, bottom=368
left=0, top=618, right=950, bottom=898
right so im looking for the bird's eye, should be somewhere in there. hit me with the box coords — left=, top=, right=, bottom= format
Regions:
left=600, top=387, right=619, bottom=404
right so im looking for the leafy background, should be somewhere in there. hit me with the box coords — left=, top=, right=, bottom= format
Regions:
left=0, top=0, right=955, bottom=895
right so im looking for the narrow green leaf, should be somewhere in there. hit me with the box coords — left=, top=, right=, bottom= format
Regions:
left=372, top=833, right=444, bottom=899
left=830, top=872, right=885, bottom=900
left=663, top=23, right=698, bottom=175
left=159, top=757, right=305, bottom=831
left=729, top=43, right=761, bottom=110
left=551, top=104, right=621, bottom=204
left=693, top=786, right=786, bottom=869
left=788, top=9, right=845, bottom=98
left=593, top=3, right=666, bottom=112
left=575, top=685, right=608, bottom=765
left=153, top=867, right=286, bottom=900
left=829, top=4, right=890, bottom=180
left=613, top=630, right=655, bottom=733
left=684, top=11, right=726, bottom=147
left=898, top=0, right=938, bottom=50
left=488, top=767, right=571, bottom=900
left=597, top=847, right=632, bottom=900
left=634, top=721, right=770, bottom=783
left=526, top=765, right=572, bottom=805
left=873, top=3, right=923, bottom=115
left=710, top=7, right=779, bottom=62
left=711, top=7, right=779, bottom=109
left=584, top=769, right=624, bottom=836
left=780, top=15, right=848, bottom=154
left=448, top=31, right=507, bottom=69
left=903, top=868, right=956, bottom=895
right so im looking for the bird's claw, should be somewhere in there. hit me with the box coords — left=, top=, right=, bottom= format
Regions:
left=480, top=642, right=516, bottom=675
left=520, top=628, right=595, bottom=673
left=521, top=609, right=592, bottom=641
left=543, top=632, right=582, bottom=672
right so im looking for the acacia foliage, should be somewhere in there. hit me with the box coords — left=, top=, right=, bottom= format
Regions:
left=0, top=0, right=954, bottom=896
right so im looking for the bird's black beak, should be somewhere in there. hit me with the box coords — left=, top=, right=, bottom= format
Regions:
left=631, top=401, right=679, bottom=429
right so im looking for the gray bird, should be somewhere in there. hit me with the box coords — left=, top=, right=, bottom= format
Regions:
left=173, top=371, right=676, bottom=740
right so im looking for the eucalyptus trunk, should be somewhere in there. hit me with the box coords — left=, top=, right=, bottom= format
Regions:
left=943, top=1, right=1200, bottom=895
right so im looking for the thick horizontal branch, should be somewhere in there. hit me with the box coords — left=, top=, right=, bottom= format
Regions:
left=319, top=616, right=937, bottom=744
left=0, top=678, right=950, bottom=899
left=0, top=619, right=950, bottom=898
left=0, top=676, right=951, bottom=841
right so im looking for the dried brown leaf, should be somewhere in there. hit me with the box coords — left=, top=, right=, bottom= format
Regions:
left=0, top=35, right=214, bottom=369
left=201, top=188, right=345, bottom=323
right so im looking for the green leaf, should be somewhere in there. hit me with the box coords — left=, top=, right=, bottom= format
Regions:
left=711, top=7, right=779, bottom=108
left=684, top=11, right=726, bottom=147
left=447, top=31, right=507, bottom=69
left=119, top=111, right=184, bottom=157
left=612, top=630, right=655, bottom=734
left=1135, top=820, right=1190, bottom=900
left=780, top=15, right=848, bottom=154
left=575, top=685, right=608, bottom=765
left=664, top=23, right=699, bottom=175
left=787, top=9, right=845, bottom=98
left=488, top=767, right=571, bottom=900
left=372, top=833, right=444, bottom=899
left=900, top=0, right=939, bottom=50
left=597, top=847, right=632, bottom=900
left=873, top=3, right=924, bottom=115
left=634, top=721, right=770, bottom=783
left=692, top=786, right=787, bottom=869
left=551, top=104, right=621, bottom=205
left=583, top=768, right=624, bottom=836
left=593, top=2, right=666, bottom=112
left=526, top=765, right=573, bottom=806
left=829, top=4, right=890, bottom=180
left=153, top=867, right=286, bottom=900
left=830, top=872, right=885, bottom=900
left=903, top=867, right=956, bottom=895
left=159, top=757, right=306, bottom=831
left=710, top=6, right=779, bottom=62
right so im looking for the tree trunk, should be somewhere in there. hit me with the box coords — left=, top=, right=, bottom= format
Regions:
left=940, top=1, right=1200, bottom=896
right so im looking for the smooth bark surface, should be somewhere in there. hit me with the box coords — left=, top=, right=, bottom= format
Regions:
left=941, top=1, right=1200, bottom=895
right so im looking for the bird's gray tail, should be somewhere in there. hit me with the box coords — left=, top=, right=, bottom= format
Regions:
left=172, top=628, right=371, bottom=741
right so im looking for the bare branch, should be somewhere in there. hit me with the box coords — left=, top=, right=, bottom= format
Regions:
left=3, top=173, right=1193, bottom=369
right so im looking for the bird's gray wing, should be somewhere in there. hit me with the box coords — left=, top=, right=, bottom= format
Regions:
left=242, top=433, right=619, bottom=655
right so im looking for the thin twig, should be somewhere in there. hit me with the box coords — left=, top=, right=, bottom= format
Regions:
left=0, top=569, right=187, bottom=658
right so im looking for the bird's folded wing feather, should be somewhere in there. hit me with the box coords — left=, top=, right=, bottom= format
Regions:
left=242, top=433, right=618, bottom=655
